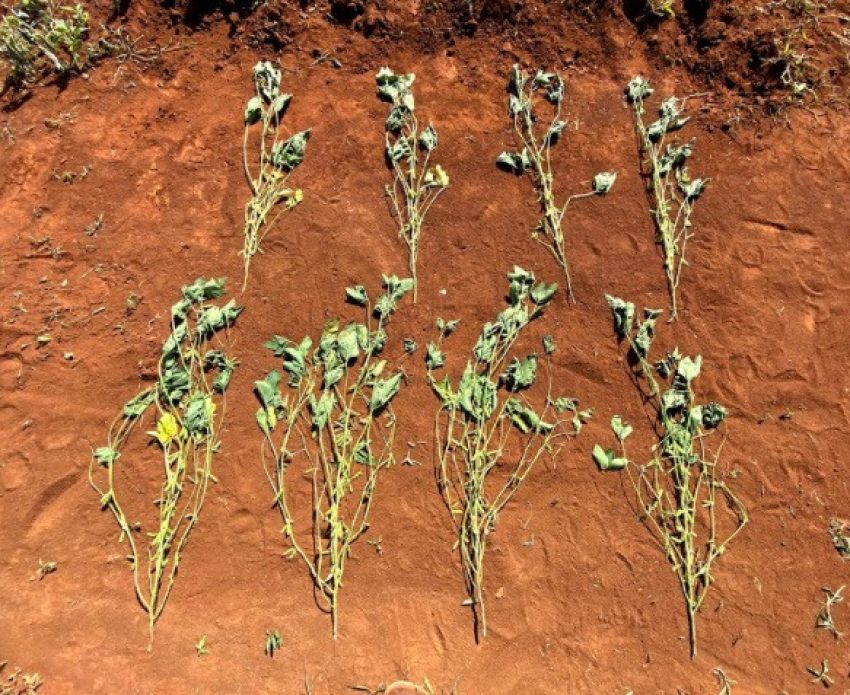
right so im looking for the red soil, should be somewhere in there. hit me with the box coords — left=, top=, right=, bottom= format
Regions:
left=2, top=1, right=850, bottom=692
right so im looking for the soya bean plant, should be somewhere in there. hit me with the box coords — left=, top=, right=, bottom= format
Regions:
left=241, top=60, right=310, bottom=291
left=427, top=267, right=592, bottom=640
left=375, top=67, right=449, bottom=302
left=0, top=0, right=89, bottom=89
left=626, top=76, right=709, bottom=321
left=497, top=65, right=616, bottom=301
left=89, top=277, right=242, bottom=647
left=594, top=294, right=748, bottom=658
left=254, top=275, right=412, bottom=637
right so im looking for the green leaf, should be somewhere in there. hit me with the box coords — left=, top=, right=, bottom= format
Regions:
left=593, top=171, right=617, bottom=195
left=370, top=373, right=403, bottom=414
left=94, top=447, right=119, bottom=466
left=244, top=96, right=263, bottom=125
left=345, top=284, right=368, bottom=306
left=501, top=354, right=538, bottom=392
left=610, top=415, right=633, bottom=442
left=425, top=342, right=445, bottom=370
left=403, top=338, right=417, bottom=354
left=605, top=294, right=636, bottom=339
left=271, top=129, right=310, bottom=171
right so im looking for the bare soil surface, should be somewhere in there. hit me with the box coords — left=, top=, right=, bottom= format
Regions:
left=2, top=1, right=850, bottom=692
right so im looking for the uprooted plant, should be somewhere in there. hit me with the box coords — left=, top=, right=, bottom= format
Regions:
left=428, top=267, right=592, bottom=640
left=254, top=275, right=412, bottom=637
left=375, top=67, right=449, bottom=302
left=497, top=65, right=616, bottom=301
left=594, top=295, right=748, bottom=658
left=0, top=0, right=89, bottom=89
left=89, top=277, right=242, bottom=647
left=626, top=76, right=709, bottom=321
left=241, top=60, right=310, bottom=291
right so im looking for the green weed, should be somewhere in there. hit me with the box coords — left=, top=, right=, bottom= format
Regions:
left=89, top=277, right=242, bottom=647
left=254, top=276, right=412, bottom=637
left=498, top=65, right=616, bottom=301
left=428, top=267, right=591, bottom=640
left=595, top=295, right=748, bottom=658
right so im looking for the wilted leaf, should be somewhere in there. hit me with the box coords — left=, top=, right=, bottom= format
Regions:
left=425, top=342, right=445, bottom=370
left=592, top=444, right=627, bottom=471
left=530, top=281, right=558, bottom=305
left=501, top=354, right=538, bottom=391
left=94, top=446, right=120, bottom=466
left=702, top=401, right=727, bottom=429
left=458, top=365, right=497, bottom=422
left=370, top=373, right=403, bottom=414
left=244, top=96, right=263, bottom=125
left=271, top=130, right=310, bottom=171
left=542, top=334, right=556, bottom=355
left=610, top=415, right=633, bottom=442
left=345, top=285, right=368, bottom=306
left=418, top=124, right=438, bottom=151
left=605, top=294, right=635, bottom=338
left=253, top=60, right=281, bottom=102
left=593, top=171, right=617, bottom=195
left=122, top=388, right=156, bottom=418
left=626, top=75, right=653, bottom=102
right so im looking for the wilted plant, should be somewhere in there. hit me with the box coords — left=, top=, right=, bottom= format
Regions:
left=89, top=277, right=242, bottom=647
left=254, top=275, right=412, bottom=637
left=497, top=65, right=616, bottom=301
left=828, top=517, right=850, bottom=558
left=815, top=585, right=844, bottom=639
left=594, top=294, right=748, bottom=658
left=428, top=267, right=592, bottom=640
left=375, top=67, right=449, bottom=302
left=241, top=60, right=310, bottom=291
left=626, top=76, right=709, bottom=321
left=0, top=0, right=89, bottom=89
